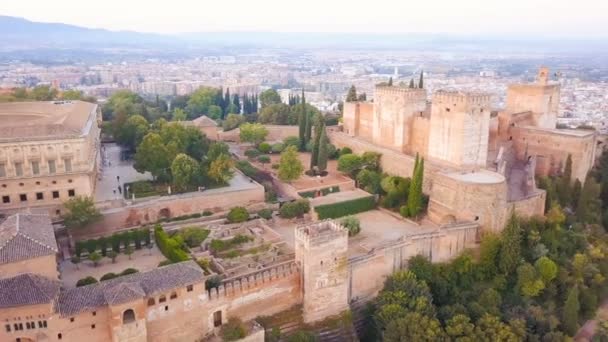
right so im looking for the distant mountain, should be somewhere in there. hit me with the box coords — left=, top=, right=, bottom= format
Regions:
left=1, top=15, right=606, bottom=58
left=0, top=16, right=177, bottom=50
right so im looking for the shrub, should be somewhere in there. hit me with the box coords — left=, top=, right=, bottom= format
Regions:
left=120, top=268, right=139, bottom=276
left=227, top=207, right=249, bottom=223
left=245, top=149, right=260, bottom=159
left=76, top=276, right=98, bottom=287
left=154, top=225, right=190, bottom=263
left=203, top=210, right=213, bottom=216
left=100, top=272, right=118, bottom=281
left=158, top=260, right=173, bottom=267
left=271, top=143, right=285, bottom=153
left=258, top=142, right=271, bottom=153
left=221, top=317, right=248, bottom=341
left=258, top=155, right=271, bottom=164
left=283, top=136, right=300, bottom=148
left=340, top=147, right=353, bottom=156
left=258, top=208, right=273, bottom=219
left=314, top=196, right=375, bottom=219
left=197, top=258, right=212, bottom=273
left=271, top=163, right=279, bottom=169
left=209, top=234, right=253, bottom=253
left=178, top=227, right=210, bottom=248
left=341, top=216, right=361, bottom=236
left=280, top=199, right=310, bottom=218
left=288, top=331, right=317, bottom=342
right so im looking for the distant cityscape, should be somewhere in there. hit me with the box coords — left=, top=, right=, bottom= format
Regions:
left=2, top=51, right=607, bottom=133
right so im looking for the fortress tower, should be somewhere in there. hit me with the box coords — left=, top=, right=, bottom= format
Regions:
left=427, top=91, right=492, bottom=168
left=372, top=86, right=427, bottom=152
left=295, top=221, right=349, bottom=323
left=505, top=67, right=560, bottom=129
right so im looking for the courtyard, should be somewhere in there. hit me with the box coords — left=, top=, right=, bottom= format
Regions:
left=95, top=142, right=153, bottom=202
left=59, top=244, right=166, bottom=287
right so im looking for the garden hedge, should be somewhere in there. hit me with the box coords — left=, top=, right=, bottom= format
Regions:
left=314, top=195, right=376, bottom=219
left=154, top=225, right=190, bottom=263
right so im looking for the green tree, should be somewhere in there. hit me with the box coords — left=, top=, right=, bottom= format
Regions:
left=222, top=113, right=244, bottom=131
left=172, top=108, right=187, bottom=121
left=207, top=142, right=230, bottom=162
left=346, top=85, right=358, bottom=102
left=419, top=71, right=424, bottom=88
left=409, top=79, right=415, bottom=88
left=207, top=105, right=223, bottom=120
left=407, top=155, right=424, bottom=218
left=535, top=256, right=558, bottom=283
left=62, top=196, right=102, bottom=229
left=70, top=256, right=81, bottom=269
left=298, top=90, right=307, bottom=150
left=115, top=114, right=149, bottom=151
left=516, top=263, right=545, bottom=298
left=125, top=246, right=134, bottom=260
left=134, top=133, right=171, bottom=180
left=186, top=87, right=219, bottom=118
left=239, top=123, right=268, bottom=145
left=478, top=233, right=502, bottom=279
left=558, top=154, right=573, bottom=206
left=316, top=127, right=329, bottom=172
left=208, top=153, right=234, bottom=184
left=563, top=286, right=580, bottom=336
left=474, top=314, right=518, bottom=342
left=259, top=89, right=282, bottom=108
left=383, top=313, right=446, bottom=342
left=576, top=176, right=602, bottom=224
left=88, top=251, right=102, bottom=267
left=258, top=103, right=291, bottom=124
left=388, top=77, right=393, bottom=86
left=107, top=250, right=118, bottom=264
left=446, top=314, right=476, bottom=342
left=498, top=213, right=521, bottom=275
left=171, top=153, right=201, bottom=191
left=278, top=146, right=304, bottom=182
left=61, top=89, right=84, bottom=100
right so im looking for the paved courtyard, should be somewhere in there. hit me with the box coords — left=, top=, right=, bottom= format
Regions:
left=347, top=210, right=438, bottom=257
left=59, top=245, right=166, bottom=287
left=95, top=143, right=153, bottom=202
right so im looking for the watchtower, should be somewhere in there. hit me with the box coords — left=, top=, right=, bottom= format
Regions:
left=428, top=90, right=492, bottom=168
left=295, top=220, right=349, bottom=323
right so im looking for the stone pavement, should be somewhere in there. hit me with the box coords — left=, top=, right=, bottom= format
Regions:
left=95, top=143, right=153, bottom=202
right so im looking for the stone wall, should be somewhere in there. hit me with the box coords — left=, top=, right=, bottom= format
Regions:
left=0, top=255, right=58, bottom=280
left=207, top=261, right=302, bottom=324
left=506, top=83, right=560, bottom=129
left=343, top=102, right=374, bottom=140
left=86, top=182, right=264, bottom=234
left=510, top=126, right=597, bottom=182
left=348, top=222, right=479, bottom=300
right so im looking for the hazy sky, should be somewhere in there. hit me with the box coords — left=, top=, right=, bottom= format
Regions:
left=1, top=0, right=607, bottom=37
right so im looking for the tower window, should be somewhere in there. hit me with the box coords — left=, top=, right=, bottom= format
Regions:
left=36, top=192, right=44, bottom=200
left=19, top=194, right=27, bottom=202
left=122, top=309, right=136, bottom=324
left=52, top=191, right=60, bottom=199
left=2, top=196, right=9, bottom=203
left=68, top=189, right=75, bottom=197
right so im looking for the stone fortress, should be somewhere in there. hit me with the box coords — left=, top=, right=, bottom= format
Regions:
left=0, top=67, right=600, bottom=342
left=340, top=67, right=599, bottom=232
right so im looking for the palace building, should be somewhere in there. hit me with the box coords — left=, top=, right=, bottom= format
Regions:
left=0, top=101, right=101, bottom=218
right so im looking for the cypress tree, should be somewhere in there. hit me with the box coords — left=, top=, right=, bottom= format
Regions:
left=388, top=77, right=393, bottom=86
left=310, top=118, right=323, bottom=170
left=317, top=126, right=329, bottom=173
left=563, top=286, right=580, bottom=336
left=346, top=85, right=357, bottom=102
left=305, top=112, right=312, bottom=145
left=418, top=71, right=424, bottom=89
left=233, top=94, right=241, bottom=114
left=298, top=90, right=306, bottom=151
left=409, top=79, right=415, bottom=88
left=407, top=155, right=424, bottom=218
left=224, top=88, right=231, bottom=116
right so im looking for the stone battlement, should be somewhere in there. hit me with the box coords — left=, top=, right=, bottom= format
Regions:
left=375, top=85, right=427, bottom=101
left=207, top=260, right=299, bottom=300
left=295, top=220, right=348, bottom=247
left=432, top=90, right=492, bottom=105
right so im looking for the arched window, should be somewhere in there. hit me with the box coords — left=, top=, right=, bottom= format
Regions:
left=122, top=309, right=136, bottom=324
left=147, top=298, right=155, bottom=306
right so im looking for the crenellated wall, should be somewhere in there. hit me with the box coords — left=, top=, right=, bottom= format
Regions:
left=206, top=261, right=302, bottom=324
